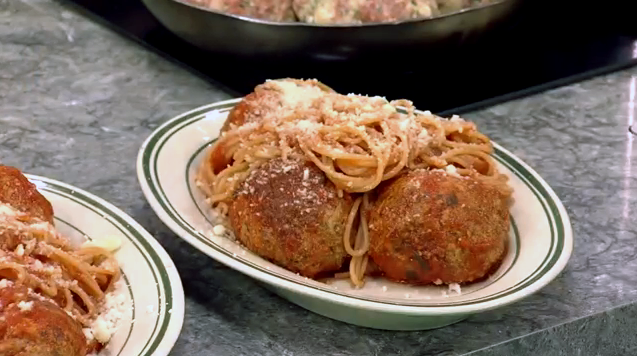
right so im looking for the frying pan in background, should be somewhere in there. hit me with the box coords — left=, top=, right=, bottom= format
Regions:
left=139, top=0, right=524, bottom=61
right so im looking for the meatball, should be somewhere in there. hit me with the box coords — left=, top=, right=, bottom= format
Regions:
left=186, top=0, right=295, bottom=22
left=210, top=79, right=329, bottom=174
left=367, top=169, right=509, bottom=285
left=436, top=0, right=495, bottom=14
left=228, top=157, right=353, bottom=278
left=293, top=0, right=440, bottom=24
left=223, top=78, right=329, bottom=132
left=0, top=165, right=54, bottom=224
left=435, top=0, right=468, bottom=14
left=0, top=284, right=87, bottom=356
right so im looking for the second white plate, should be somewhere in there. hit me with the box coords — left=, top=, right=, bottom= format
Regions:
left=28, top=175, right=185, bottom=355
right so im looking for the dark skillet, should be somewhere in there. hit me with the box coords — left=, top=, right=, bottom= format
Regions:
left=139, top=0, right=524, bottom=61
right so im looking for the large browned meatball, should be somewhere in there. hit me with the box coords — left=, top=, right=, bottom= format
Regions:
left=368, top=169, right=509, bottom=285
left=293, top=0, right=440, bottom=24
left=185, top=0, right=296, bottom=21
left=0, top=285, right=87, bottom=356
left=210, top=79, right=329, bottom=174
left=0, top=165, right=54, bottom=224
left=222, top=78, right=329, bottom=132
left=228, top=157, right=353, bottom=278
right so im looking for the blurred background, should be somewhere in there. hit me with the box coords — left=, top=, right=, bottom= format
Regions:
left=61, top=0, right=637, bottom=114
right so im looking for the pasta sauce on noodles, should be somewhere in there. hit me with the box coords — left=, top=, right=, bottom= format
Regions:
left=0, top=202, right=122, bottom=352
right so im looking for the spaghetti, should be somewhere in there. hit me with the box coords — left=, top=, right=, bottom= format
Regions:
left=197, top=79, right=512, bottom=287
left=0, top=203, right=120, bottom=327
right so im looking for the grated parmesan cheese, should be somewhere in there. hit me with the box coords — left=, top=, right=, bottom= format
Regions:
left=81, top=236, right=122, bottom=252
left=271, top=80, right=324, bottom=108
left=448, top=283, right=462, bottom=295
left=213, top=225, right=226, bottom=236
left=15, top=244, right=24, bottom=256
left=83, top=282, right=128, bottom=345
left=0, top=204, right=17, bottom=216
left=0, top=279, right=11, bottom=288
left=33, top=259, right=44, bottom=270
left=17, top=300, right=33, bottom=311
left=30, top=222, right=55, bottom=233
left=399, top=119, right=410, bottom=131
left=91, top=319, right=111, bottom=343
left=83, top=328, right=95, bottom=341
left=445, top=165, right=462, bottom=178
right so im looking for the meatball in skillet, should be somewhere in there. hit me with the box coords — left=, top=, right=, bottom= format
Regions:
left=186, top=0, right=296, bottom=21
left=293, top=0, right=440, bottom=24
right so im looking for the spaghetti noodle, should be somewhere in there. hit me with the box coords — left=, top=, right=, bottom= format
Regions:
left=197, top=79, right=512, bottom=287
left=0, top=203, right=120, bottom=327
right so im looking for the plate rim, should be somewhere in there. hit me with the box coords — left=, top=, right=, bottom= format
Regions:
left=25, top=174, right=186, bottom=356
left=137, top=98, right=573, bottom=315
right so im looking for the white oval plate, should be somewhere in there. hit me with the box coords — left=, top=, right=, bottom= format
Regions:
left=26, top=174, right=185, bottom=355
left=136, top=98, right=573, bottom=330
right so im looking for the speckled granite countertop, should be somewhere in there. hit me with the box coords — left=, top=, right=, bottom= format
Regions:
left=2, top=0, right=637, bottom=355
